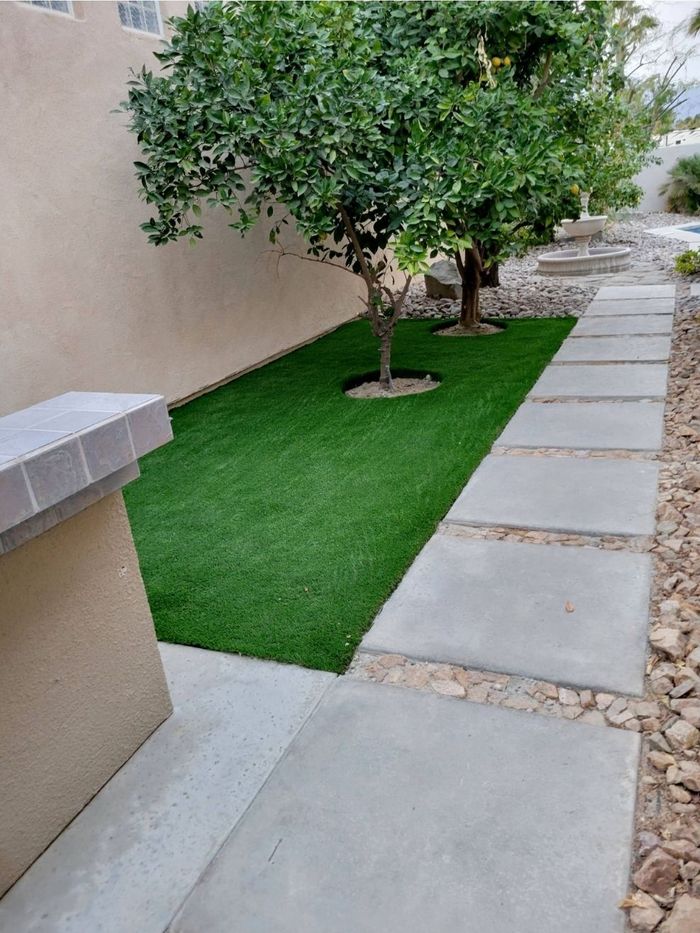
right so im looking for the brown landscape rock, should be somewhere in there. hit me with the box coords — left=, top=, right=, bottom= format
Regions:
left=633, top=848, right=680, bottom=897
left=660, top=894, right=700, bottom=932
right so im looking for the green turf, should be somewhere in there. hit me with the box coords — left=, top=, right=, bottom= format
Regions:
left=125, top=317, right=573, bottom=673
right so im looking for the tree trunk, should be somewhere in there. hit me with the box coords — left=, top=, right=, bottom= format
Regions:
left=379, top=331, right=393, bottom=391
left=478, top=243, right=499, bottom=287
left=481, top=260, right=500, bottom=287
left=459, top=248, right=481, bottom=329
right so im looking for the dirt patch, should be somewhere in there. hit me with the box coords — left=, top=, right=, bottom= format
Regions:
left=345, top=376, right=440, bottom=399
left=436, top=321, right=503, bottom=337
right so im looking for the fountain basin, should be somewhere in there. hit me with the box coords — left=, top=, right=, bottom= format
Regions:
left=537, top=245, right=631, bottom=276
left=561, top=215, right=607, bottom=238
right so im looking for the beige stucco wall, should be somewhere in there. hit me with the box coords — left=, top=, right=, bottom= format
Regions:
left=0, top=491, right=172, bottom=896
left=0, top=1, right=361, bottom=416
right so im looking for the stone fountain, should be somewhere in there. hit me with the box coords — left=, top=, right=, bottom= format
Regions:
left=537, top=192, right=631, bottom=276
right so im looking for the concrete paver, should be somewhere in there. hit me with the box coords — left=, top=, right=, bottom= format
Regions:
left=496, top=400, right=664, bottom=450
left=571, top=315, right=672, bottom=336
left=362, top=535, right=651, bottom=693
left=595, top=284, right=674, bottom=299
left=553, top=335, right=670, bottom=363
left=529, top=363, right=668, bottom=399
left=585, top=299, right=674, bottom=316
left=445, top=454, right=659, bottom=536
left=172, top=679, right=640, bottom=933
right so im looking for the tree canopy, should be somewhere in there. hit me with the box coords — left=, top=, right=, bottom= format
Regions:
left=122, top=0, right=656, bottom=375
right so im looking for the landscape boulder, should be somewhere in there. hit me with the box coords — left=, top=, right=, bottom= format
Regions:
left=424, top=259, right=462, bottom=299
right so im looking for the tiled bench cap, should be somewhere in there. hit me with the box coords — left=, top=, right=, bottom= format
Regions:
left=0, top=392, right=172, bottom=553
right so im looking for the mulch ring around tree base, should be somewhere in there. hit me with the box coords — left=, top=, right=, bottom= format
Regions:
left=434, top=320, right=504, bottom=337
left=345, top=375, right=440, bottom=399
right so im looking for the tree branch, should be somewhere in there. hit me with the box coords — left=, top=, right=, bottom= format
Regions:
left=339, top=206, right=375, bottom=293
left=533, top=50, right=553, bottom=100
left=264, top=245, right=361, bottom=279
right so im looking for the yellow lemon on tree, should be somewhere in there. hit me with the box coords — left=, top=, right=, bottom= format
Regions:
left=491, top=56, right=502, bottom=68
left=570, top=184, right=580, bottom=196
left=503, top=56, right=511, bottom=66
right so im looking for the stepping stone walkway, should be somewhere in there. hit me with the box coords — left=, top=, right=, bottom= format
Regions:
left=365, top=284, right=670, bottom=675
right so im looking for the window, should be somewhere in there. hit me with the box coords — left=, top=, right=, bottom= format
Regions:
left=22, top=1, right=73, bottom=15
left=117, top=1, right=162, bottom=36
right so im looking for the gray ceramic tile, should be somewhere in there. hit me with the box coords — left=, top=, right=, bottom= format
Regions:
left=80, top=417, right=134, bottom=482
left=0, top=506, right=61, bottom=553
left=127, top=398, right=173, bottom=458
left=36, top=392, right=160, bottom=412
left=35, top=410, right=121, bottom=433
left=0, top=406, right=65, bottom=431
left=0, top=428, right=69, bottom=458
left=0, top=463, right=35, bottom=531
left=23, top=439, right=89, bottom=512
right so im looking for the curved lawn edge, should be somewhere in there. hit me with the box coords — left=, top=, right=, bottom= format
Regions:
left=125, top=317, right=574, bottom=673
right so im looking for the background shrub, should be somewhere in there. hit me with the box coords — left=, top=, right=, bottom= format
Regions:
left=674, top=248, right=700, bottom=275
left=661, top=154, right=700, bottom=213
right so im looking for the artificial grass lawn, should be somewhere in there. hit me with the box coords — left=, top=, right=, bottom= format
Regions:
left=125, top=317, right=573, bottom=673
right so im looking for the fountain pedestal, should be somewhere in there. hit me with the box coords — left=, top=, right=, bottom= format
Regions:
left=537, top=192, right=631, bottom=276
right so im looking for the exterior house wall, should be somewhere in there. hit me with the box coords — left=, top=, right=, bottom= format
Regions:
left=634, top=142, right=700, bottom=212
left=0, top=1, right=361, bottom=416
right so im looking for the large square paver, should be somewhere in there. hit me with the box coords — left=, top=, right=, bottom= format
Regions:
left=586, top=299, right=675, bottom=316
left=572, top=315, right=672, bottom=336
left=0, top=645, right=334, bottom=933
left=496, top=400, right=664, bottom=450
left=445, top=454, right=659, bottom=535
left=172, top=679, right=640, bottom=933
left=529, top=363, right=668, bottom=399
left=362, top=535, right=650, bottom=693
left=553, top=335, right=670, bottom=363
left=595, top=284, right=674, bottom=299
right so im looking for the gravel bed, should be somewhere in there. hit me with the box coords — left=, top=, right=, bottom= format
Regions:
left=403, top=211, right=699, bottom=321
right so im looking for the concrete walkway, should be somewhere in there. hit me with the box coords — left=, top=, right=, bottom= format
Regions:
left=364, top=282, right=672, bottom=698
left=0, top=281, right=674, bottom=933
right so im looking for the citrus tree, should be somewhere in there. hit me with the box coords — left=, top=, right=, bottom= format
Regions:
left=122, top=0, right=653, bottom=360
left=121, top=1, right=432, bottom=390
left=371, top=0, right=654, bottom=331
